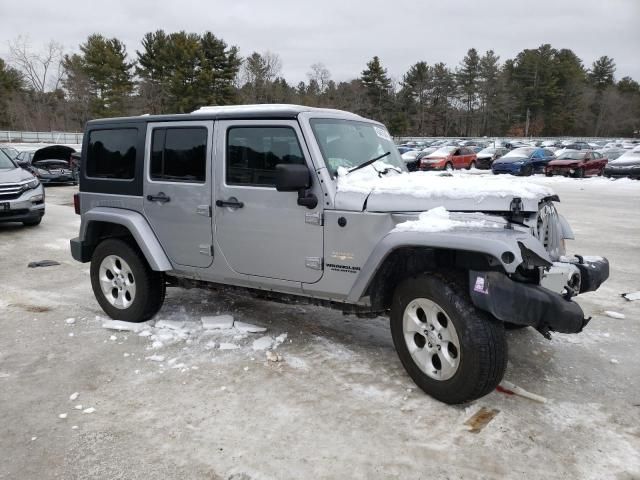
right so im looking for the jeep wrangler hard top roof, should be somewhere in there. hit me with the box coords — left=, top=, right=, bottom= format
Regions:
left=86, top=104, right=365, bottom=126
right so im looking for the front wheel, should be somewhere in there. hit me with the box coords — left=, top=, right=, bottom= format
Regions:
left=521, top=165, right=533, bottom=176
left=468, top=161, right=476, bottom=170
left=445, top=162, right=454, bottom=172
left=390, top=273, right=507, bottom=404
left=573, top=168, right=584, bottom=178
left=90, top=238, right=166, bottom=322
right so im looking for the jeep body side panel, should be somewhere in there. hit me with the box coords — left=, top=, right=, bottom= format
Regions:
left=78, top=207, right=172, bottom=271
left=345, top=229, right=551, bottom=304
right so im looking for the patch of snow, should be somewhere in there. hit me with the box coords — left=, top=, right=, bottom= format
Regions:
left=138, top=330, right=152, bottom=337
left=392, top=206, right=502, bottom=233
left=69, top=392, right=79, bottom=401
left=74, top=405, right=82, bottom=410
left=71, top=426, right=79, bottom=430
left=252, top=336, right=274, bottom=351
left=234, top=321, right=267, bottom=333
left=219, top=343, right=240, bottom=350
left=155, top=320, right=187, bottom=331
left=109, top=335, right=117, bottom=341
left=65, top=318, right=76, bottom=325
left=58, top=413, right=67, bottom=419
left=604, top=311, right=625, bottom=319
left=337, top=169, right=554, bottom=200
left=82, top=407, right=95, bottom=414
left=201, top=314, right=234, bottom=330
left=610, top=359, right=619, bottom=364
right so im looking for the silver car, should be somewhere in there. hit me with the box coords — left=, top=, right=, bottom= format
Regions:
left=0, top=149, right=45, bottom=226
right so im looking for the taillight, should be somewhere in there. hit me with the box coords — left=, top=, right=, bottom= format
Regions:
left=73, top=193, right=80, bottom=215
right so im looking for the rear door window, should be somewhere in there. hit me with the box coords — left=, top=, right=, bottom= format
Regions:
left=150, top=127, right=207, bottom=183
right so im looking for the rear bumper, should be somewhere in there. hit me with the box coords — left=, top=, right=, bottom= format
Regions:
left=70, top=237, right=92, bottom=262
left=604, top=167, right=640, bottom=178
left=468, top=260, right=609, bottom=334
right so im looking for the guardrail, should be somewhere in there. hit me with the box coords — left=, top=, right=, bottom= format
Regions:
left=0, top=130, right=83, bottom=145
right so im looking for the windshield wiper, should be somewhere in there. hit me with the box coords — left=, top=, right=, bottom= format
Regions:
left=346, top=151, right=391, bottom=175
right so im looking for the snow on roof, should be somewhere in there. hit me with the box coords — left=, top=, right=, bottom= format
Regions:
left=192, top=104, right=362, bottom=118
left=337, top=169, right=555, bottom=200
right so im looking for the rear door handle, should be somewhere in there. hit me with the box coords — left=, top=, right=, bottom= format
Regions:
left=216, top=198, right=244, bottom=209
left=146, top=192, right=171, bottom=203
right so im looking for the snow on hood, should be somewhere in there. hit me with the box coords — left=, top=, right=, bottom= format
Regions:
left=392, top=207, right=503, bottom=233
left=335, top=168, right=555, bottom=213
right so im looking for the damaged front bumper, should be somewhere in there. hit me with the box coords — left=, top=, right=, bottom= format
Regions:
left=469, top=256, right=609, bottom=335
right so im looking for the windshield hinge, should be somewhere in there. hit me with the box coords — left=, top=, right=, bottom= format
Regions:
left=305, top=211, right=323, bottom=226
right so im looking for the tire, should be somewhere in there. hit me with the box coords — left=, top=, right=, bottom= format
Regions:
left=468, top=161, right=476, bottom=170
left=573, top=168, right=584, bottom=179
left=90, top=238, right=166, bottom=322
left=545, top=171, right=553, bottom=177
left=390, top=273, right=507, bottom=404
left=521, top=165, right=533, bottom=176
left=445, top=162, right=454, bottom=172
left=504, top=322, right=528, bottom=330
left=22, top=216, right=42, bottom=226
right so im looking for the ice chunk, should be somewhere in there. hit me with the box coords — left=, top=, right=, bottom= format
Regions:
left=610, top=359, right=619, bottom=364
left=252, top=336, right=274, bottom=351
left=219, top=343, right=240, bottom=350
left=155, top=320, right=186, bottom=331
left=234, top=321, right=267, bottom=333
left=109, top=335, right=117, bottom=341
left=74, top=405, right=82, bottom=410
left=201, top=315, right=234, bottom=330
left=138, top=330, right=152, bottom=337
left=65, top=318, right=76, bottom=325
left=58, top=413, right=67, bottom=419
left=71, top=426, right=79, bottom=430
left=69, top=392, right=79, bottom=401
left=102, top=320, right=150, bottom=332
left=604, top=311, right=625, bottom=319
left=151, top=341, right=163, bottom=349
left=622, top=291, right=640, bottom=301
left=82, top=407, right=95, bottom=414
left=146, top=355, right=165, bottom=362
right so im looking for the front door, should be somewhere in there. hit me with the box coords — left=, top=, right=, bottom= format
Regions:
left=143, top=121, right=214, bottom=268
left=214, top=120, right=324, bottom=283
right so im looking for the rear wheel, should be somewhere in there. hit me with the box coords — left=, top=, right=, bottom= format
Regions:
left=468, top=161, right=477, bottom=170
left=445, top=162, right=454, bottom=172
left=390, top=273, right=507, bottom=404
left=90, top=238, right=165, bottom=322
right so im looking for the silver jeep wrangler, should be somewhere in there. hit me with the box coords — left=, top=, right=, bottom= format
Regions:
left=70, top=105, right=609, bottom=404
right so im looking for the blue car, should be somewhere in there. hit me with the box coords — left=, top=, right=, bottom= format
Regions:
left=491, top=147, right=556, bottom=176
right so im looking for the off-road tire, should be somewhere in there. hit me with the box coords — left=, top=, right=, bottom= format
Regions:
left=390, top=272, right=507, bottom=404
left=90, top=238, right=165, bottom=322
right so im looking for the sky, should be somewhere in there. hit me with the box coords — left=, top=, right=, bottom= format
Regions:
left=1, top=0, right=639, bottom=85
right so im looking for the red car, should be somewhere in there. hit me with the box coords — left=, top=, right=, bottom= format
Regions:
left=545, top=150, right=608, bottom=178
left=418, top=146, right=478, bottom=171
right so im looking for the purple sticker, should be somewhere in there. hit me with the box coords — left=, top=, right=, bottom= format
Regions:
left=474, top=276, right=488, bottom=294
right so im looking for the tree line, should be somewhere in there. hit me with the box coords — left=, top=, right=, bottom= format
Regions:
left=1, top=32, right=639, bottom=137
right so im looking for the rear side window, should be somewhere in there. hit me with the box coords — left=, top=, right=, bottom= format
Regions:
left=226, top=126, right=305, bottom=186
left=87, top=129, right=137, bottom=179
left=151, top=127, right=207, bottom=183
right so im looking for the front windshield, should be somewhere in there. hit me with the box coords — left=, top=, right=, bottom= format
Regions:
left=310, top=119, right=407, bottom=176
left=0, top=149, right=16, bottom=169
left=426, top=147, right=456, bottom=158
left=557, top=151, right=586, bottom=160
left=502, top=147, right=535, bottom=160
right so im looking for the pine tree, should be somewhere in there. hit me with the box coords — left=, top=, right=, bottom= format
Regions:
left=402, top=61, right=432, bottom=135
left=478, top=50, right=500, bottom=135
left=360, top=56, right=392, bottom=121
left=456, top=48, right=480, bottom=136
left=588, top=56, right=616, bottom=135
left=0, top=58, right=24, bottom=128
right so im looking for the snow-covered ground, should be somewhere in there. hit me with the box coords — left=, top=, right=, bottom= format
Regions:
left=0, top=177, right=639, bottom=479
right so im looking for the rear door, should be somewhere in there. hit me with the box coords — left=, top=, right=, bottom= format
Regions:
left=213, top=120, right=324, bottom=283
left=143, top=121, right=214, bottom=268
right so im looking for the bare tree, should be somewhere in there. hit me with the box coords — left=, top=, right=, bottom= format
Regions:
left=308, top=62, right=331, bottom=92
left=8, top=36, right=65, bottom=93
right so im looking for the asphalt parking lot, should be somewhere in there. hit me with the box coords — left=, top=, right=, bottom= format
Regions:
left=1, top=178, right=639, bottom=480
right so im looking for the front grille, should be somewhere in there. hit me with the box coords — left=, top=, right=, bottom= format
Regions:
left=535, top=202, right=563, bottom=260
left=0, top=182, right=25, bottom=200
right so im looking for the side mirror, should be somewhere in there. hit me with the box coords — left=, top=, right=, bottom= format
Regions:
left=16, top=160, right=29, bottom=169
left=275, top=164, right=310, bottom=192
left=275, top=164, right=317, bottom=209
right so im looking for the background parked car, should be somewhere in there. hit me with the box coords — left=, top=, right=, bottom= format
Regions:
left=475, top=146, right=508, bottom=169
left=603, top=147, right=640, bottom=179
left=545, top=150, right=607, bottom=177
left=491, top=147, right=555, bottom=176
left=0, top=149, right=45, bottom=226
left=417, top=146, right=477, bottom=171
left=16, top=145, right=78, bottom=185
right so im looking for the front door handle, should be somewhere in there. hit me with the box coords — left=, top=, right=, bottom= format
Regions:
left=146, top=192, right=171, bottom=203
left=216, top=198, right=244, bottom=209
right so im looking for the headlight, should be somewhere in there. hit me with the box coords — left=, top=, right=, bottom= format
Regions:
left=24, top=178, right=40, bottom=190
